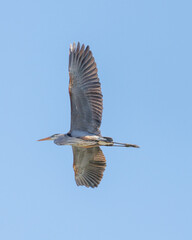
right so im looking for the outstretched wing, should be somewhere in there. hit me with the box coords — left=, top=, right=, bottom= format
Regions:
left=68, top=42, right=103, bottom=135
left=72, top=146, right=106, bottom=188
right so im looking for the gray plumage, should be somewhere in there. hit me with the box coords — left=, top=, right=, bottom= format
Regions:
left=69, top=42, right=103, bottom=135
left=38, top=42, right=139, bottom=188
left=73, top=147, right=106, bottom=188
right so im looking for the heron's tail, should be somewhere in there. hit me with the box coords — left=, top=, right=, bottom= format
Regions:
left=112, top=141, right=140, bottom=148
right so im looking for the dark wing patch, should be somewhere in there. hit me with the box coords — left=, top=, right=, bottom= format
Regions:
left=68, top=42, right=103, bottom=135
left=72, top=146, right=106, bottom=188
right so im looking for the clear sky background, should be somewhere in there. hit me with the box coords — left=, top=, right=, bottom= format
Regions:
left=0, top=0, right=192, bottom=239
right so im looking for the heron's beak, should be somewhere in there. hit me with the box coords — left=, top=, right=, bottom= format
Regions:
left=37, top=137, right=52, bottom=141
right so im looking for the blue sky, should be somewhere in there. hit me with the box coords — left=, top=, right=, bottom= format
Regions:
left=1, top=0, right=192, bottom=239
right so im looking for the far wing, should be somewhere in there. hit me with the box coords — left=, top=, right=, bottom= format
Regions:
left=72, top=147, right=106, bottom=188
left=68, top=42, right=103, bottom=135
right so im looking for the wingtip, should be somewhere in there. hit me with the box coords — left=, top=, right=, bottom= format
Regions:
left=70, top=43, right=73, bottom=51
left=69, top=42, right=76, bottom=52
left=69, top=42, right=90, bottom=54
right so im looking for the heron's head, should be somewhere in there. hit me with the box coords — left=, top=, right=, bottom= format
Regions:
left=37, top=134, right=62, bottom=141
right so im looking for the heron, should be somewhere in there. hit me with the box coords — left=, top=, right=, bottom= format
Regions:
left=38, top=42, right=139, bottom=188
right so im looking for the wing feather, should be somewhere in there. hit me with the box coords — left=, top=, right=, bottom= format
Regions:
left=68, top=42, right=103, bottom=135
left=72, top=147, right=106, bottom=188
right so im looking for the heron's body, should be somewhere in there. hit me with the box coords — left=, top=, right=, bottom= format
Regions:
left=38, top=42, right=139, bottom=188
left=53, top=133, right=113, bottom=147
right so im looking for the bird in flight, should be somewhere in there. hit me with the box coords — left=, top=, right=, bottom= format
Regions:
left=38, top=42, right=139, bottom=188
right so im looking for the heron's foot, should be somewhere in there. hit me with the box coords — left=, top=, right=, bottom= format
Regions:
left=125, top=144, right=140, bottom=148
